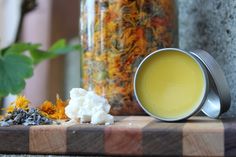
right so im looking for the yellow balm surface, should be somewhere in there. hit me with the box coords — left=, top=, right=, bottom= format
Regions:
left=135, top=50, right=206, bottom=120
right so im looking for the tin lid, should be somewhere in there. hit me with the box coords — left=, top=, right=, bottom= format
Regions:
left=190, top=49, right=231, bottom=118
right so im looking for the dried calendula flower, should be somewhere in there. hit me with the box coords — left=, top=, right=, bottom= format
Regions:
left=5, top=104, right=15, bottom=113
left=54, top=95, right=68, bottom=119
left=0, top=115, right=4, bottom=121
left=15, top=96, right=30, bottom=111
left=4, top=95, right=30, bottom=113
left=81, top=0, right=177, bottom=115
left=38, top=95, right=68, bottom=120
left=0, top=95, right=66, bottom=127
left=39, top=101, right=56, bottom=117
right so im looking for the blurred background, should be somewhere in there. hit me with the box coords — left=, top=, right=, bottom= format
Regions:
left=0, top=0, right=80, bottom=107
left=0, top=0, right=235, bottom=117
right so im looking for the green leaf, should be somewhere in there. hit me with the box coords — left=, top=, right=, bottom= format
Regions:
left=0, top=54, right=33, bottom=97
left=4, top=43, right=41, bottom=55
left=50, top=44, right=82, bottom=55
left=29, top=39, right=81, bottom=65
left=30, top=49, right=55, bottom=65
left=49, top=39, right=81, bottom=55
left=0, top=39, right=81, bottom=96
left=49, top=39, right=66, bottom=52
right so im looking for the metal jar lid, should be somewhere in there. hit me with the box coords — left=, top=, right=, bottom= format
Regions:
left=190, top=49, right=231, bottom=118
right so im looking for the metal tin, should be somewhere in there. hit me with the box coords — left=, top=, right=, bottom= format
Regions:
left=134, top=48, right=231, bottom=121
left=190, top=50, right=231, bottom=118
left=134, top=48, right=209, bottom=121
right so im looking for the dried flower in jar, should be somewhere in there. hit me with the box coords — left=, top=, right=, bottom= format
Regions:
left=80, top=0, right=178, bottom=115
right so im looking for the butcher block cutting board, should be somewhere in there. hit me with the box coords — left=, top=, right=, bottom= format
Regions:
left=0, top=116, right=235, bottom=156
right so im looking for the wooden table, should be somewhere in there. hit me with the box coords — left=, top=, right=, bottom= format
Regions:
left=0, top=116, right=235, bottom=156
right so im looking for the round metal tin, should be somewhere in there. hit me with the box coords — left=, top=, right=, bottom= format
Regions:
left=134, top=48, right=231, bottom=121
left=190, top=49, right=231, bottom=118
left=134, top=48, right=209, bottom=121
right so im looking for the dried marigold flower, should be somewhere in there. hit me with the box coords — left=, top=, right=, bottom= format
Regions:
left=5, top=104, right=15, bottom=113
left=2, top=95, right=68, bottom=121
left=54, top=95, right=68, bottom=119
left=0, top=115, right=4, bottom=121
left=39, top=101, right=56, bottom=116
left=38, top=95, right=68, bottom=120
left=4, top=95, right=30, bottom=113
left=15, top=96, right=30, bottom=111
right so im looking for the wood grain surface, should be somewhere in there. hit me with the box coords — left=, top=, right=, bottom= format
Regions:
left=0, top=116, right=235, bottom=156
left=29, top=125, right=68, bottom=154
left=183, top=117, right=224, bottom=156
left=0, top=126, right=29, bottom=153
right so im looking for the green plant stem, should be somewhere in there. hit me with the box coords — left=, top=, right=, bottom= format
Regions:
left=0, top=97, right=3, bottom=115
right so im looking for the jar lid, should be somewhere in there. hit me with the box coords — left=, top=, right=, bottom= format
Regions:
left=190, top=49, right=231, bottom=118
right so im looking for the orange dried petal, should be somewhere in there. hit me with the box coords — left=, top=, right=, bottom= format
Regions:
left=14, top=96, right=30, bottom=111
left=38, top=95, right=68, bottom=120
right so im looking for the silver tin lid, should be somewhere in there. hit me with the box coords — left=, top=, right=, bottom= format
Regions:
left=190, top=49, right=231, bottom=118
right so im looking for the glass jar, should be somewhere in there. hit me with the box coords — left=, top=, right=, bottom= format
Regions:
left=80, top=0, right=178, bottom=115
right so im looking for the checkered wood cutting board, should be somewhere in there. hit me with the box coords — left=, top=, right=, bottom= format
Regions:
left=0, top=116, right=235, bottom=156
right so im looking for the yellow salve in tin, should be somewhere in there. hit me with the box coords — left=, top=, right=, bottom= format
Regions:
left=135, top=50, right=206, bottom=120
